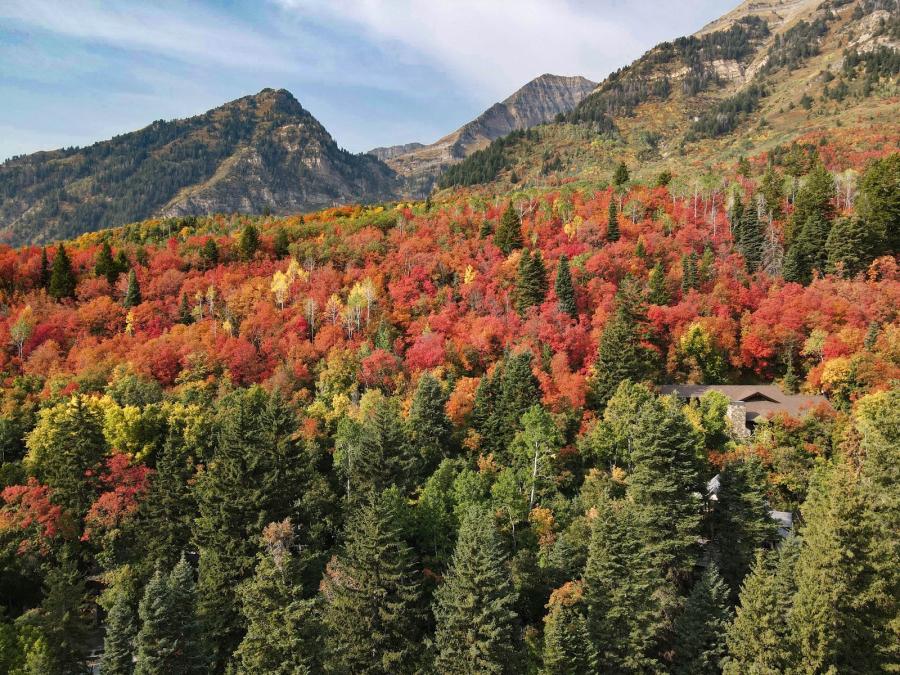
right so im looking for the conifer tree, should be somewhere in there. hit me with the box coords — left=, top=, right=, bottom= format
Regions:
left=729, top=193, right=745, bottom=248
left=554, top=254, right=577, bottom=317
left=739, top=202, right=764, bottom=272
left=681, top=252, right=698, bottom=293
left=124, top=269, right=142, bottom=308
left=322, top=491, right=424, bottom=674
left=613, top=161, right=629, bottom=187
left=672, top=565, right=732, bottom=675
left=710, top=459, right=777, bottom=600
left=238, top=223, right=260, bottom=261
left=434, top=507, right=519, bottom=675
left=48, top=244, right=76, bottom=300
left=95, top=241, right=120, bottom=284
left=788, top=160, right=835, bottom=245
left=825, top=217, right=869, bottom=277
left=606, top=198, right=620, bottom=242
left=178, top=293, right=193, bottom=325
left=856, top=153, right=900, bottom=255
left=496, top=351, right=541, bottom=455
left=494, top=203, right=523, bottom=254
left=541, top=583, right=597, bottom=675
left=273, top=227, right=290, bottom=259
left=760, top=163, right=785, bottom=220
left=201, top=238, right=219, bottom=267
left=627, top=396, right=703, bottom=579
left=234, top=520, right=319, bottom=675
left=407, top=372, right=451, bottom=478
left=784, top=214, right=832, bottom=283
left=39, top=247, right=50, bottom=288
left=515, top=249, right=548, bottom=315
left=101, top=589, right=139, bottom=675
left=647, top=261, right=670, bottom=305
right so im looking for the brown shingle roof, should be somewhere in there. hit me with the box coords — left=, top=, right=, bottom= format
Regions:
left=658, top=384, right=830, bottom=420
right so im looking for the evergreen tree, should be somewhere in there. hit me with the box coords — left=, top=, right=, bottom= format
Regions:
left=101, top=589, right=139, bottom=675
left=729, top=192, right=745, bottom=248
left=48, top=244, right=76, bottom=300
left=95, top=241, right=120, bottom=284
left=647, top=262, right=670, bottom=305
left=273, top=227, right=290, bottom=259
left=554, top=254, right=577, bottom=317
left=760, top=164, right=785, bottom=221
left=825, top=217, right=870, bottom=277
left=234, top=520, right=319, bottom=675
left=855, top=153, right=899, bottom=255
left=515, top=249, right=548, bottom=315
left=788, top=161, right=835, bottom=245
left=434, top=507, right=519, bottom=675
left=541, top=584, right=597, bottom=675
left=407, top=372, right=451, bottom=478
left=238, top=223, right=260, bottom=261
left=124, top=269, right=142, bottom=308
left=583, top=495, right=668, bottom=672
left=739, top=201, right=764, bottom=272
left=628, top=396, right=703, bottom=580
left=39, top=247, right=50, bottom=288
left=613, top=161, right=630, bottom=187
left=322, top=491, right=424, bottom=674
left=710, top=459, right=778, bottom=600
left=494, top=203, right=523, bottom=254
left=496, top=351, right=541, bottom=455
left=587, top=280, right=652, bottom=410
left=606, top=198, right=620, bottom=242
left=681, top=252, right=699, bottom=293
left=178, top=293, right=193, bottom=325
left=785, top=214, right=832, bottom=283
left=672, top=565, right=732, bottom=675
left=201, top=238, right=219, bottom=267
left=135, top=556, right=201, bottom=675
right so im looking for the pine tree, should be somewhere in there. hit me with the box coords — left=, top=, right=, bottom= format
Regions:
left=178, top=293, right=193, bottom=325
left=134, top=556, right=201, bottom=675
left=101, top=589, right=139, bottom=675
left=407, top=372, right=451, bottom=479
left=48, top=244, right=76, bottom=300
left=95, top=241, right=120, bottom=284
left=273, top=227, right=290, bottom=259
left=681, top=252, right=699, bottom=293
left=855, top=153, right=899, bottom=255
left=554, top=254, right=577, bottom=317
left=494, top=203, right=523, bottom=254
left=647, top=262, right=670, bottom=305
left=515, top=249, right=548, bottom=315
left=672, top=565, right=732, bottom=675
left=606, top=198, right=620, bottom=242
left=785, top=214, right=833, bottom=283
left=234, top=520, right=319, bottom=675
left=587, top=280, right=652, bottom=410
left=39, top=247, right=50, bottom=289
left=322, top=491, right=424, bottom=674
left=238, top=223, right=260, bottom=261
left=201, top=238, right=219, bottom=267
left=583, top=495, right=668, bottom=672
left=541, top=583, right=597, bottom=675
left=729, top=193, right=745, bottom=248
left=788, top=160, right=835, bottom=245
left=825, top=217, right=869, bottom=277
left=496, top=351, right=541, bottom=456
left=760, top=163, right=785, bottom=221
left=739, top=201, right=764, bottom=272
left=628, top=396, right=703, bottom=579
left=613, top=161, right=629, bottom=187
left=434, top=507, right=519, bottom=675
left=710, top=459, right=778, bottom=600
left=124, top=269, right=142, bottom=308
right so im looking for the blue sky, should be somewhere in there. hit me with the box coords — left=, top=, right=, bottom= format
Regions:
left=0, top=0, right=736, bottom=160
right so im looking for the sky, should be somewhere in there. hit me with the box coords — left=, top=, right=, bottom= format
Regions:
left=0, top=0, right=737, bottom=161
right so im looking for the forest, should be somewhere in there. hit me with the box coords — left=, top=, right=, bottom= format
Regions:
left=0, top=143, right=897, bottom=673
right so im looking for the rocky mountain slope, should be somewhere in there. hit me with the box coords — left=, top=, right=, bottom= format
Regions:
left=370, top=74, right=596, bottom=195
left=437, top=0, right=898, bottom=193
left=0, top=88, right=398, bottom=245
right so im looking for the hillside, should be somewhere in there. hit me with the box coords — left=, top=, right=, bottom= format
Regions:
left=0, top=89, right=398, bottom=246
left=438, top=0, right=899, bottom=192
left=370, top=73, right=597, bottom=195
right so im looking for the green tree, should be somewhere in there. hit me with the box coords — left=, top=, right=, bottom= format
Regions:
left=273, top=227, right=290, bottom=259
left=95, top=241, right=120, bottom=284
left=509, top=405, right=563, bottom=510
left=124, top=269, right=142, bottom=308
left=407, top=372, right=451, bottom=478
left=672, top=565, right=732, bottom=675
left=48, top=244, right=76, bottom=300
left=628, top=396, right=703, bottom=579
left=578, top=379, right=654, bottom=469
left=434, top=507, right=519, bottom=675
left=134, top=556, right=201, bottom=675
left=681, top=252, right=699, bottom=293
left=494, top=203, right=523, bottom=254
left=201, top=238, right=219, bottom=267
left=39, top=247, right=50, bottom=288
left=710, top=459, right=777, bottom=600
left=541, top=584, right=597, bottom=675
left=613, top=161, right=629, bottom=187
left=647, top=261, right=669, bottom=305
left=739, top=201, right=764, bottom=272
left=760, top=164, right=785, bottom=220
left=607, top=197, right=620, bottom=242
left=785, top=214, right=832, bottom=283
left=178, top=293, right=193, bottom=325
left=855, top=153, right=899, bottom=255
left=554, top=254, right=577, bottom=317
left=233, top=520, right=320, bottom=675
left=322, top=491, right=424, bottom=674
left=825, top=217, right=870, bottom=276
left=238, top=223, right=260, bottom=261
left=515, top=249, right=548, bottom=315
left=788, top=161, right=835, bottom=245
left=101, top=588, right=139, bottom=675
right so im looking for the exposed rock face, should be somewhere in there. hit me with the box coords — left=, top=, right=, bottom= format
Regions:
left=0, top=88, right=398, bottom=245
left=371, top=74, right=596, bottom=196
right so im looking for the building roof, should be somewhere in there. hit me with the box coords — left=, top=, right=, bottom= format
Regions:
left=658, top=384, right=829, bottom=420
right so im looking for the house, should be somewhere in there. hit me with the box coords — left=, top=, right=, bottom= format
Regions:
left=658, top=384, right=830, bottom=436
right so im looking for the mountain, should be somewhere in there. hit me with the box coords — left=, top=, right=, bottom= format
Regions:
left=369, top=73, right=597, bottom=195
left=0, top=88, right=398, bottom=245
left=437, top=0, right=899, bottom=192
